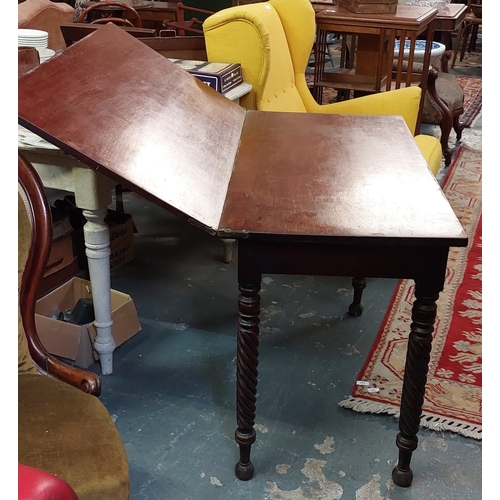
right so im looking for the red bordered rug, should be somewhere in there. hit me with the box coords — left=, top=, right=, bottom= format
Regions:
left=456, top=76, right=482, bottom=128
left=340, top=146, right=482, bottom=440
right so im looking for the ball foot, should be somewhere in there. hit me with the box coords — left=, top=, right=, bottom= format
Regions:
left=235, top=461, right=254, bottom=481
left=348, top=303, right=363, bottom=317
left=392, top=465, right=413, bottom=487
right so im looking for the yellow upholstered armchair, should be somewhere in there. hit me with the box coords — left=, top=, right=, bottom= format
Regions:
left=18, top=153, right=130, bottom=500
left=203, top=0, right=442, bottom=176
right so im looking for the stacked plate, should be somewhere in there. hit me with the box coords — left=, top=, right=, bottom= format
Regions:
left=37, top=48, right=56, bottom=64
left=18, top=29, right=49, bottom=49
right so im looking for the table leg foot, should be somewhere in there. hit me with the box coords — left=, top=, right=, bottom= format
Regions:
left=348, top=276, right=366, bottom=317
left=235, top=428, right=256, bottom=481
left=235, top=282, right=260, bottom=480
left=221, top=238, right=236, bottom=263
left=82, top=207, right=116, bottom=375
left=392, top=462, right=413, bottom=487
left=392, top=432, right=417, bottom=487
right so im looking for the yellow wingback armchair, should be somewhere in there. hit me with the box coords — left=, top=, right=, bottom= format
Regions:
left=203, top=0, right=442, bottom=176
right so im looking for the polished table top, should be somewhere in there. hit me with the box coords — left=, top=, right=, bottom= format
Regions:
left=17, top=24, right=468, bottom=482
left=313, top=2, right=466, bottom=30
left=18, top=23, right=466, bottom=246
left=315, top=5, right=438, bottom=29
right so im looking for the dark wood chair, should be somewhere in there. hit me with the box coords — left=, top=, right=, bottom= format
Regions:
left=60, top=21, right=155, bottom=46
left=393, top=50, right=465, bottom=166
left=162, top=1, right=214, bottom=36
left=77, top=0, right=142, bottom=27
left=138, top=34, right=207, bottom=60
left=424, top=51, right=465, bottom=165
left=18, top=152, right=130, bottom=499
left=451, top=0, right=482, bottom=68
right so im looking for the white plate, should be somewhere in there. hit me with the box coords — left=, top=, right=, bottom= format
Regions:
left=18, top=29, right=49, bottom=38
left=19, top=41, right=48, bottom=49
left=37, top=48, right=55, bottom=57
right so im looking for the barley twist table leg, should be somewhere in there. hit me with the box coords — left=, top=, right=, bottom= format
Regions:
left=392, top=284, right=439, bottom=487
left=235, top=282, right=261, bottom=480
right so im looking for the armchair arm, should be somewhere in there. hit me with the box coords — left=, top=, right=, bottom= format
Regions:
left=298, top=78, right=422, bottom=136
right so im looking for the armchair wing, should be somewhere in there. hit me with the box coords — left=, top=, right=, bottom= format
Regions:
left=203, top=0, right=443, bottom=176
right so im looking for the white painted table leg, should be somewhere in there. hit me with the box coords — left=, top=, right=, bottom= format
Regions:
left=82, top=207, right=115, bottom=374
left=19, top=132, right=119, bottom=374
left=73, top=169, right=116, bottom=375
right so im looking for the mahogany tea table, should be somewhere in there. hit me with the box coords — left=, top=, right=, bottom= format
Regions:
left=18, top=24, right=467, bottom=487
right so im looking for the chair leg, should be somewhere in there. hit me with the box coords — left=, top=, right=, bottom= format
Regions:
left=348, top=276, right=366, bottom=317
left=453, top=112, right=465, bottom=142
left=451, top=22, right=467, bottom=69
left=221, top=238, right=236, bottom=263
left=459, top=23, right=473, bottom=62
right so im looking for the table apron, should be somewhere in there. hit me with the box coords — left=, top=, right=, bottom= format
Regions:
left=238, top=240, right=451, bottom=286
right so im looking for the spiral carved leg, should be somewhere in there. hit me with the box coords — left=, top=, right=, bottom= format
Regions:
left=348, top=276, right=366, bottom=317
left=235, top=282, right=261, bottom=480
left=392, top=285, right=439, bottom=487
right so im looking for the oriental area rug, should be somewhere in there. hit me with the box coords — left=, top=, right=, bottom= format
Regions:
left=457, top=76, right=482, bottom=128
left=340, top=146, right=482, bottom=440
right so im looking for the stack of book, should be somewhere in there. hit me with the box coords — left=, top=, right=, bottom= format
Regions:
left=168, top=59, right=243, bottom=94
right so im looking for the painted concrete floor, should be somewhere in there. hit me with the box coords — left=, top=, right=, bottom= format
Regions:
left=82, top=59, right=482, bottom=500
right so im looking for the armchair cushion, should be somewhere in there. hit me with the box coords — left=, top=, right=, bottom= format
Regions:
left=18, top=373, right=129, bottom=500
left=18, top=0, right=75, bottom=51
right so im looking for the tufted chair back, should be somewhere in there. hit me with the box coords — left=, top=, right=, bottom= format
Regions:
left=204, top=0, right=310, bottom=112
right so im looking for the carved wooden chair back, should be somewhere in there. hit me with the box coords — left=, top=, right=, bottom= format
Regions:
left=60, top=22, right=155, bottom=46
left=162, top=1, right=214, bottom=36
left=77, top=0, right=142, bottom=27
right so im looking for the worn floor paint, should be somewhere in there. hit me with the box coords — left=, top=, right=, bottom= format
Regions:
left=64, top=110, right=485, bottom=499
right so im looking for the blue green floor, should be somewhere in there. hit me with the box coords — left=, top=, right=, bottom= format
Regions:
left=90, top=131, right=481, bottom=499
left=81, top=43, right=483, bottom=500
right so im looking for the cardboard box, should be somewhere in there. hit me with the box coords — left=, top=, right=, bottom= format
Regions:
left=44, top=232, right=75, bottom=278
left=35, top=277, right=141, bottom=368
left=107, top=210, right=135, bottom=271
left=339, top=0, right=397, bottom=14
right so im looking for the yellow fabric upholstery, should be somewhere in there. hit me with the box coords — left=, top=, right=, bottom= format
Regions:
left=203, top=0, right=442, bottom=175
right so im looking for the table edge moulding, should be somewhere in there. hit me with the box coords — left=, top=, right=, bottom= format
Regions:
left=18, top=23, right=467, bottom=487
